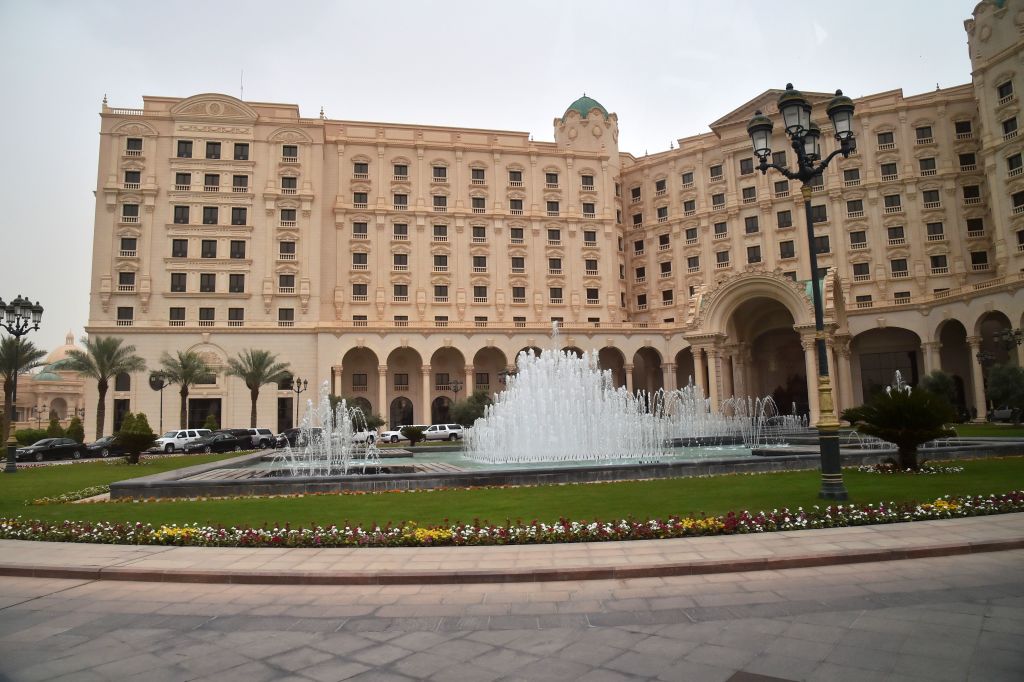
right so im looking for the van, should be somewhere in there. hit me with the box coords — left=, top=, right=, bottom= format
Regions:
left=423, top=424, right=465, bottom=441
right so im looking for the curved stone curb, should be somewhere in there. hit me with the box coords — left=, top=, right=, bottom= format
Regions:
left=1, top=536, right=1021, bottom=585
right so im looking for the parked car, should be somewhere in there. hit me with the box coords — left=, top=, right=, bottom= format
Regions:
left=246, top=428, right=275, bottom=449
left=988, top=406, right=1020, bottom=423
left=423, top=424, right=465, bottom=441
left=182, top=430, right=250, bottom=454
left=16, top=438, right=88, bottom=462
left=379, top=425, right=429, bottom=443
left=152, top=429, right=211, bottom=453
left=85, top=435, right=128, bottom=459
left=274, top=427, right=324, bottom=449
left=351, top=429, right=377, bottom=444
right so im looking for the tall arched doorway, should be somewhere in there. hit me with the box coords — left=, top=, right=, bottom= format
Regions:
left=726, top=297, right=806, bottom=414
left=431, top=396, right=452, bottom=424
left=851, top=327, right=921, bottom=401
left=389, top=397, right=414, bottom=429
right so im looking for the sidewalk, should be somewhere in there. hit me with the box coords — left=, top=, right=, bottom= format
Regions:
left=1, top=513, right=1022, bottom=585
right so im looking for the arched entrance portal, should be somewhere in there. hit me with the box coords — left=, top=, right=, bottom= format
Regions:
left=431, top=396, right=452, bottom=424
left=389, top=397, right=413, bottom=429
left=726, top=297, right=807, bottom=415
left=851, top=327, right=921, bottom=402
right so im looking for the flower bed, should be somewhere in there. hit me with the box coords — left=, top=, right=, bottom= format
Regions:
left=0, top=491, right=1021, bottom=548
left=854, top=464, right=965, bottom=475
left=29, top=485, right=111, bottom=506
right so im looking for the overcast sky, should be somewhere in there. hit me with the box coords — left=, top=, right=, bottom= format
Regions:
left=0, top=0, right=978, bottom=355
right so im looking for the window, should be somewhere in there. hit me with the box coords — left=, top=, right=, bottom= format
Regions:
left=997, top=80, right=1014, bottom=99
left=546, top=172, right=559, bottom=187
left=278, top=308, right=294, bottom=323
left=810, top=205, right=827, bottom=223
left=511, top=256, right=525, bottom=272
left=779, top=241, right=795, bottom=259
left=392, top=193, right=408, bottom=209
left=433, top=195, right=448, bottom=209
left=586, top=288, right=599, bottom=303
left=585, top=258, right=598, bottom=272
left=656, top=206, right=668, bottom=221
left=687, top=255, right=700, bottom=270
left=890, top=258, right=908, bottom=276
left=229, top=274, right=245, bottom=293
left=809, top=173, right=824, bottom=189
left=231, top=207, right=247, bottom=225
left=930, top=255, right=948, bottom=271
left=118, top=272, right=135, bottom=288
left=200, top=273, right=216, bottom=292
left=681, top=171, right=694, bottom=186
left=279, top=241, right=295, bottom=258
left=432, top=166, right=447, bottom=180
left=510, top=226, right=524, bottom=242
left=967, top=217, right=985, bottom=233
left=636, top=294, right=647, bottom=307
left=739, top=157, right=754, bottom=175
left=970, top=251, right=989, bottom=266
left=393, top=163, right=408, bottom=178
left=919, top=157, right=936, bottom=175
left=353, top=192, right=368, bottom=206
left=715, top=250, right=729, bottom=265
left=777, top=210, right=792, bottom=229
left=683, top=199, right=696, bottom=214
left=392, top=223, right=408, bottom=239
left=955, top=120, right=973, bottom=137
left=123, top=170, right=140, bottom=185
left=709, top=164, right=723, bottom=180
left=201, top=239, right=217, bottom=258
left=548, top=257, right=562, bottom=273
left=658, top=234, right=670, bottom=250
left=281, top=176, right=297, bottom=192
left=546, top=200, right=560, bottom=215
left=744, top=216, right=759, bottom=234
left=926, top=222, right=944, bottom=240
left=813, top=235, right=830, bottom=254
left=233, top=143, right=249, bottom=160
left=509, top=198, right=523, bottom=213
left=176, top=140, right=193, bottom=158
left=508, top=169, right=523, bottom=184
left=880, top=162, right=898, bottom=178
left=393, top=284, right=408, bottom=298
left=512, top=286, right=526, bottom=301
left=883, top=194, right=902, bottom=210
left=125, top=137, right=142, bottom=153
left=169, top=307, right=185, bottom=323
left=471, top=168, right=485, bottom=183
left=634, top=239, right=644, bottom=255
left=175, top=172, right=191, bottom=188
left=352, top=283, right=368, bottom=297
left=959, top=153, right=976, bottom=169
left=433, top=254, right=448, bottom=270
left=549, top=287, right=563, bottom=302
left=1015, top=191, right=1024, bottom=211
left=170, top=272, right=187, bottom=292
left=772, top=151, right=787, bottom=168
left=1003, top=117, right=1018, bottom=136
left=206, top=141, right=221, bottom=159
left=171, top=239, right=188, bottom=258
left=282, top=145, right=298, bottom=160
left=685, top=227, right=698, bottom=242
left=876, top=131, right=894, bottom=146
left=659, top=260, right=672, bottom=275
left=846, top=199, right=864, bottom=215
left=853, top=262, right=870, bottom=279
left=915, top=126, right=932, bottom=142
left=202, top=206, right=218, bottom=225
left=277, top=274, right=294, bottom=291
left=391, top=253, right=406, bottom=269
left=713, top=221, right=727, bottom=237
left=473, top=285, right=487, bottom=302
left=630, top=186, right=641, bottom=202
left=548, top=228, right=561, bottom=242
left=173, top=205, right=189, bottom=224
left=353, top=221, right=368, bottom=236
left=922, top=189, right=941, bottom=206
left=661, top=290, right=674, bottom=304
left=887, top=226, right=905, bottom=243
left=850, top=231, right=867, bottom=247
left=352, top=252, right=368, bottom=268
left=654, top=178, right=667, bottom=194
left=116, top=307, right=133, bottom=323
left=581, top=174, right=594, bottom=189
left=473, top=255, right=487, bottom=271
left=963, top=185, right=981, bottom=202
left=843, top=168, right=860, bottom=184
left=746, top=245, right=761, bottom=263
left=711, top=193, right=725, bottom=207
left=353, top=161, right=368, bottom=177
left=122, top=204, right=139, bottom=220
left=741, top=186, right=756, bottom=202
left=774, top=180, right=789, bottom=195
left=120, top=237, right=137, bottom=253
left=635, top=266, right=646, bottom=280
left=1008, top=153, right=1023, bottom=174
left=583, top=229, right=596, bottom=244
left=616, top=209, right=622, bottom=223
left=632, top=213, right=643, bottom=227
left=204, top=173, right=220, bottom=190
left=471, top=196, right=486, bottom=212
left=230, top=240, right=245, bottom=259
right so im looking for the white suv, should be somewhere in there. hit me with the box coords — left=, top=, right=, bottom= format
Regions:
left=153, top=429, right=211, bottom=453
left=246, top=428, right=275, bottom=449
left=423, top=424, right=465, bottom=441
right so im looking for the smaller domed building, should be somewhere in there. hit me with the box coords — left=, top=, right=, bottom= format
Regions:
left=4, top=331, right=86, bottom=430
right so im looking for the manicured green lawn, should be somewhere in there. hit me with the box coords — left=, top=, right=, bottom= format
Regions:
left=2, top=453, right=1022, bottom=529
left=952, top=423, right=1024, bottom=438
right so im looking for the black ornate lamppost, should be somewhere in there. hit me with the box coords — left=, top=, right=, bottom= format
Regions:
left=1, top=295, right=44, bottom=474
left=976, top=350, right=996, bottom=367
left=149, top=371, right=168, bottom=434
left=994, top=327, right=1023, bottom=352
left=449, top=378, right=463, bottom=398
left=291, top=376, right=309, bottom=427
left=746, top=85, right=856, bottom=500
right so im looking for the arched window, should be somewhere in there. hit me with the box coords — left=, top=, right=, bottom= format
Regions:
left=114, top=372, right=131, bottom=392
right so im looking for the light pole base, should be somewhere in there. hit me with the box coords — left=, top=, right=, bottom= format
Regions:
left=816, top=427, right=848, bottom=500
left=4, top=438, right=18, bottom=474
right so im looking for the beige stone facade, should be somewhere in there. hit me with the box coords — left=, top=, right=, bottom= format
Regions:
left=84, top=1, right=1024, bottom=439
left=2, top=332, right=87, bottom=432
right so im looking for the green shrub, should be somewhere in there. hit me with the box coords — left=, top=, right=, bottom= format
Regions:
left=919, top=371, right=957, bottom=409
left=45, top=416, right=64, bottom=438
left=202, top=413, right=220, bottom=431
left=65, top=416, right=85, bottom=443
left=14, top=428, right=48, bottom=446
left=115, top=412, right=157, bottom=464
left=986, top=364, right=1024, bottom=425
left=842, top=387, right=957, bottom=470
left=400, top=426, right=425, bottom=447
left=449, top=390, right=493, bottom=427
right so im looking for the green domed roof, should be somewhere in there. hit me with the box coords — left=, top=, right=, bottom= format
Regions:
left=33, top=365, right=63, bottom=382
left=562, top=95, right=609, bottom=121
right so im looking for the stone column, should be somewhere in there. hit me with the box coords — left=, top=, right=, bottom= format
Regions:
left=706, top=348, right=721, bottom=411
left=420, top=365, right=432, bottom=424
left=732, top=347, right=747, bottom=398
left=330, top=365, right=341, bottom=396
left=377, top=365, right=388, bottom=421
left=1016, top=343, right=1024, bottom=369
left=920, top=342, right=940, bottom=376
left=835, top=337, right=855, bottom=412
left=825, top=339, right=840, bottom=414
left=801, top=336, right=820, bottom=424
left=967, top=336, right=988, bottom=422
left=464, top=365, right=475, bottom=397
left=693, top=347, right=707, bottom=396
left=624, top=364, right=634, bottom=393
left=662, top=362, right=677, bottom=391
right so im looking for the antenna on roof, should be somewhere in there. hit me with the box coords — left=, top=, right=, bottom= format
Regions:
left=320, top=106, right=326, bottom=119
left=669, top=141, right=674, bottom=150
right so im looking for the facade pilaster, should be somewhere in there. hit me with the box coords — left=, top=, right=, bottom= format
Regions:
left=624, top=364, right=634, bottom=393
left=801, top=335, right=820, bottom=423
left=706, top=348, right=721, bottom=411
left=662, top=362, right=676, bottom=391
left=377, top=365, right=388, bottom=418
left=420, top=365, right=432, bottom=424
left=967, top=336, right=988, bottom=421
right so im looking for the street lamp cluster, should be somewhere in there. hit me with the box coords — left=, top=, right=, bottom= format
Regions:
left=1, top=295, right=44, bottom=473
left=746, top=85, right=857, bottom=500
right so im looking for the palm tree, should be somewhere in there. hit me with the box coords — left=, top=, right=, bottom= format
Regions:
left=224, top=349, right=291, bottom=427
left=159, top=351, right=216, bottom=429
left=0, top=336, right=48, bottom=443
left=64, top=336, right=146, bottom=438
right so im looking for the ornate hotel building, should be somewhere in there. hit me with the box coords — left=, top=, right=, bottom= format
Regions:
left=84, top=0, right=1024, bottom=437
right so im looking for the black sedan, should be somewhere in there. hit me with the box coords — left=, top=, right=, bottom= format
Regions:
left=16, top=438, right=88, bottom=462
left=85, top=435, right=129, bottom=459
left=274, top=427, right=323, bottom=448
left=182, top=431, right=249, bottom=454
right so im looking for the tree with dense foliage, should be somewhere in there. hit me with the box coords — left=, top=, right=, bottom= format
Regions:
left=919, top=370, right=958, bottom=409
left=842, top=385, right=957, bottom=470
left=159, top=351, right=216, bottom=429
left=449, top=390, right=493, bottom=427
left=224, top=349, right=291, bottom=427
left=64, top=336, right=146, bottom=438
left=115, top=412, right=157, bottom=464
left=985, top=364, right=1024, bottom=425
left=202, top=413, right=220, bottom=430
left=65, top=416, right=85, bottom=443
left=14, top=428, right=48, bottom=446
left=45, top=416, right=63, bottom=438
left=0, top=336, right=47, bottom=443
